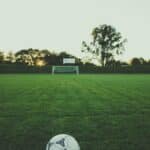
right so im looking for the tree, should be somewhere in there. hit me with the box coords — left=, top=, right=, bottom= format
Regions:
left=0, top=51, right=4, bottom=63
left=82, top=24, right=127, bottom=66
left=15, top=48, right=40, bottom=65
left=6, top=51, right=15, bottom=63
left=131, top=58, right=141, bottom=66
left=39, top=49, right=51, bottom=57
left=147, top=60, right=150, bottom=65
left=139, top=57, right=147, bottom=65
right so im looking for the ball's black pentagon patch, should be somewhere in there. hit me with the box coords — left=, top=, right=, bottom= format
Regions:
left=56, top=138, right=65, bottom=147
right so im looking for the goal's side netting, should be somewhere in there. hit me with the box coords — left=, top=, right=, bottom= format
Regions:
left=52, top=66, right=79, bottom=74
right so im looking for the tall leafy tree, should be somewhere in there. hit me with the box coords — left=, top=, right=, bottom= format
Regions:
left=82, top=24, right=127, bottom=66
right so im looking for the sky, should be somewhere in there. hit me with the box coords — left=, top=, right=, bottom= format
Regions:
left=0, top=0, right=150, bottom=61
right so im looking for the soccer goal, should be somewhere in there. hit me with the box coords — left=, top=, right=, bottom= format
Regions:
left=52, top=58, right=79, bottom=74
left=52, top=66, right=79, bottom=74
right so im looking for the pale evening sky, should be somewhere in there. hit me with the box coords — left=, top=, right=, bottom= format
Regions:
left=0, top=0, right=150, bottom=61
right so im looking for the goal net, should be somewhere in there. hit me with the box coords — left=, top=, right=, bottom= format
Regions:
left=52, top=66, right=79, bottom=74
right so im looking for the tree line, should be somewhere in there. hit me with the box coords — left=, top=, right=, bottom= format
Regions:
left=0, top=49, right=83, bottom=66
left=0, top=24, right=150, bottom=73
left=0, top=48, right=150, bottom=67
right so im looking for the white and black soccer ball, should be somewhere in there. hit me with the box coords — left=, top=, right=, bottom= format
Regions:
left=46, top=134, right=80, bottom=150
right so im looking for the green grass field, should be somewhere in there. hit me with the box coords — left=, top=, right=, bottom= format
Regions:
left=0, top=74, right=150, bottom=150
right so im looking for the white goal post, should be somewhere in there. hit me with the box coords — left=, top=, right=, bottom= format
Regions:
left=52, top=58, right=79, bottom=74
left=52, top=66, right=79, bottom=74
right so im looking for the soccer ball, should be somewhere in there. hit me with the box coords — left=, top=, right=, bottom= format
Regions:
left=46, top=134, right=80, bottom=150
